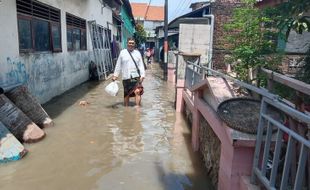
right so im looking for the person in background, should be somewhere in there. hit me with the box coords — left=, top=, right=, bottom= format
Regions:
left=138, top=46, right=147, bottom=70
left=112, top=38, right=145, bottom=107
left=145, top=48, right=152, bottom=64
left=160, top=46, right=164, bottom=63
left=151, top=48, right=155, bottom=59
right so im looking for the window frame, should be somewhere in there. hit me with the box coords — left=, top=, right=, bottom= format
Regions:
left=32, top=18, right=51, bottom=52
left=51, top=22, right=62, bottom=52
left=66, top=13, right=87, bottom=51
left=16, top=0, right=62, bottom=53
left=17, top=14, right=34, bottom=53
left=66, top=26, right=74, bottom=51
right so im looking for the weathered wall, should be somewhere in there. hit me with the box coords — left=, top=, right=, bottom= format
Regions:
left=199, top=118, right=221, bottom=187
left=144, top=20, right=164, bottom=38
left=179, top=24, right=211, bottom=64
left=1, top=52, right=91, bottom=103
left=211, top=1, right=310, bottom=72
left=286, top=31, right=310, bottom=54
left=183, top=101, right=221, bottom=188
left=280, top=30, right=310, bottom=74
left=211, top=0, right=242, bottom=70
left=0, top=0, right=112, bottom=103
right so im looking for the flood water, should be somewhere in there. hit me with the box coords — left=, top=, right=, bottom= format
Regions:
left=0, top=64, right=214, bottom=190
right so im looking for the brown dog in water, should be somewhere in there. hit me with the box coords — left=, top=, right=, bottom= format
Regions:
left=79, top=100, right=90, bottom=106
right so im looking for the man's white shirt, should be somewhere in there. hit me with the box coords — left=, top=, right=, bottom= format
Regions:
left=113, top=49, right=145, bottom=80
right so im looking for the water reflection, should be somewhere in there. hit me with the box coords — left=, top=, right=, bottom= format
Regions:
left=0, top=64, right=213, bottom=190
left=110, top=108, right=144, bottom=160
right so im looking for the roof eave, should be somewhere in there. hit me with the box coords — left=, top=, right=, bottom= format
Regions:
left=168, top=3, right=210, bottom=28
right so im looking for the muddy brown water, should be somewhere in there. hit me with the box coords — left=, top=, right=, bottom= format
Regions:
left=0, top=64, right=214, bottom=190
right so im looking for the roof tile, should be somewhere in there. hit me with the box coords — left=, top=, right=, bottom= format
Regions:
left=131, top=2, right=164, bottom=21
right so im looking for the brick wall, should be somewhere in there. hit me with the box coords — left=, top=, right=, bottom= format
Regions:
left=279, top=54, right=305, bottom=75
left=211, top=0, right=242, bottom=70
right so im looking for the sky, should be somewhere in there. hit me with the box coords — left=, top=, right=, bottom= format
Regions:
left=129, top=0, right=204, bottom=22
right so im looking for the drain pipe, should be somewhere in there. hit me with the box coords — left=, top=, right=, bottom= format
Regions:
left=0, top=83, right=23, bottom=94
left=202, top=13, right=214, bottom=73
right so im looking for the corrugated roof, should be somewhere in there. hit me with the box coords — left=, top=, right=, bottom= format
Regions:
left=131, top=2, right=164, bottom=21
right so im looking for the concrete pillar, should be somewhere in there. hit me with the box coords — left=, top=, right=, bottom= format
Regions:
left=176, top=79, right=185, bottom=112
left=192, top=89, right=203, bottom=151
left=218, top=144, right=255, bottom=190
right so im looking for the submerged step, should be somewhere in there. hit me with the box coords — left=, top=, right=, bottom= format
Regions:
left=0, top=95, right=45, bottom=143
left=0, top=121, right=27, bottom=163
left=5, top=85, right=53, bottom=128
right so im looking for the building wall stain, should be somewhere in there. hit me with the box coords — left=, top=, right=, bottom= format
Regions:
left=4, top=58, right=29, bottom=86
left=1, top=51, right=91, bottom=103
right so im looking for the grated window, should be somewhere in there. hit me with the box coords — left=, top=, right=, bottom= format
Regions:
left=66, top=13, right=87, bottom=51
left=16, top=0, right=60, bottom=23
left=16, top=0, right=62, bottom=52
left=66, top=13, right=86, bottom=29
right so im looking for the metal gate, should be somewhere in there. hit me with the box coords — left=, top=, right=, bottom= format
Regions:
left=88, top=21, right=113, bottom=80
left=251, top=97, right=310, bottom=190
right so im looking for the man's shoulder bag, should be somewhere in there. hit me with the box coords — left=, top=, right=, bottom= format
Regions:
left=127, top=49, right=144, bottom=96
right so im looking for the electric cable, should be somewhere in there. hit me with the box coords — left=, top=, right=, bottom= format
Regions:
left=171, top=0, right=192, bottom=21
left=170, top=0, right=186, bottom=20
left=144, top=0, right=152, bottom=20
left=170, top=0, right=188, bottom=20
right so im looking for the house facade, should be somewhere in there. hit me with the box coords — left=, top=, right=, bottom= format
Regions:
left=131, top=2, right=164, bottom=49
left=165, top=2, right=212, bottom=65
left=120, top=0, right=135, bottom=49
left=256, top=0, right=310, bottom=75
left=0, top=0, right=121, bottom=104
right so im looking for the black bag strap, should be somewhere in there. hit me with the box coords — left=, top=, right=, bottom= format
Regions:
left=127, top=49, right=141, bottom=77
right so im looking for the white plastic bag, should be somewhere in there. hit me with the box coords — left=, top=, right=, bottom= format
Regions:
left=105, top=81, right=119, bottom=96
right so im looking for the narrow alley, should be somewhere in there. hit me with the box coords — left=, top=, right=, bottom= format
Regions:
left=0, top=64, right=214, bottom=190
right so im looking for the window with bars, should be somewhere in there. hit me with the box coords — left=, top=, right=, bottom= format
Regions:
left=16, top=0, right=61, bottom=52
left=66, top=13, right=87, bottom=51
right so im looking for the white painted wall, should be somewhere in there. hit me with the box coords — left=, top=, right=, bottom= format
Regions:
left=179, top=24, right=211, bottom=64
left=0, top=0, right=113, bottom=103
left=144, top=21, right=164, bottom=38
left=0, top=0, right=19, bottom=59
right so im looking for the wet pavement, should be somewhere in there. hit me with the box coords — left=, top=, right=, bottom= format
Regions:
left=0, top=63, right=214, bottom=190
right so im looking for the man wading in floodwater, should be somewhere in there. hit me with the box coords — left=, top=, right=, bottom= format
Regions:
left=112, top=38, right=145, bottom=107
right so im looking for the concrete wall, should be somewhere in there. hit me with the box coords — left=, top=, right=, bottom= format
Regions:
left=286, top=31, right=310, bottom=53
left=179, top=24, right=211, bottom=64
left=177, top=81, right=257, bottom=190
left=144, top=20, right=164, bottom=38
left=0, top=0, right=112, bottom=103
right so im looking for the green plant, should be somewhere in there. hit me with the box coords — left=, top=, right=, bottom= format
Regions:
left=134, top=24, right=147, bottom=47
left=266, top=1, right=310, bottom=99
left=224, top=0, right=281, bottom=85
left=275, top=0, right=310, bottom=39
